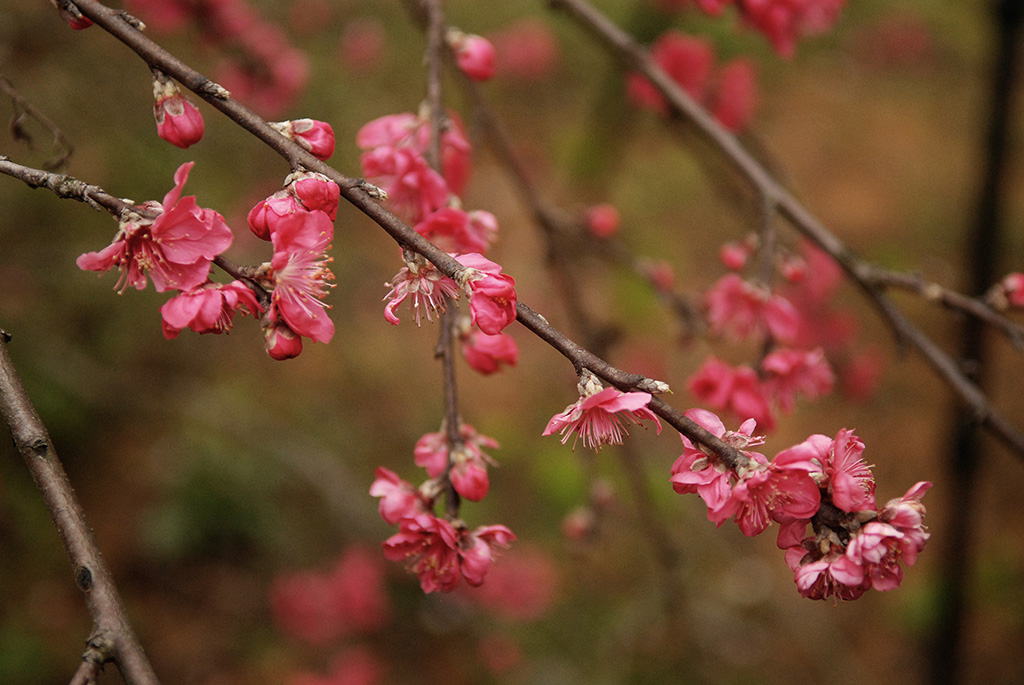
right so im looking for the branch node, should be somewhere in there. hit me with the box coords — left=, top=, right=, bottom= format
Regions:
left=356, top=179, right=388, bottom=201
left=637, top=378, right=672, bottom=395
left=83, top=629, right=115, bottom=665
left=75, top=565, right=94, bottom=592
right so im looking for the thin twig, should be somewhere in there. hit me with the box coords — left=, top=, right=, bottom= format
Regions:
left=0, top=74, right=74, bottom=169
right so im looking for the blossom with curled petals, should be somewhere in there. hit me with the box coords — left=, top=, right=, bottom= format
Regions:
left=160, top=280, right=262, bottom=339
left=543, top=371, right=661, bottom=450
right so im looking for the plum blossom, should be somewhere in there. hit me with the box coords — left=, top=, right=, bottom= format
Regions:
left=711, top=58, right=758, bottom=132
left=584, top=203, right=620, bottom=239
left=159, top=280, right=262, bottom=339
left=670, top=408, right=764, bottom=515
left=414, top=423, right=499, bottom=502
left=704, top=273, right=800, bottom=343
left=761, top=347, right=835, bottom=412
left=415, top=206, right=498, bottom=255
left=543, top=370, right=662, bottom=450
left=710, top=443, right=821, bottom=537
left=687, top=356, right=775, bottom=431
left=361, top=145, right=450, bottom=224
left=272, top=118, right=335, bottom=160
left=77, top=162, right=232, bottom=293
left=627, top=31, right=714, bottom=113
left=448, top=30, right=496, bottom=81
left=461, top=328, right=519, bottom=375
left=369, top=467, right=427, bottom=525
left=263, top=320, right=303, bottom=360
left=248, top=172, right=340, bottom=240
left=382, top=254, right=460, bottom=326
left=267, top=210, right=335, bottom=344
left=456, top=253, right=518, bottom=335
left=356, top=110, right=472, bottom=196
left=152, top=73, right=204, bottom=149
left=382, top=514, right=514, bottom=593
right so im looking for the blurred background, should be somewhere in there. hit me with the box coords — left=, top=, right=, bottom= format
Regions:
left=1, top=0, right=1023, bottom=683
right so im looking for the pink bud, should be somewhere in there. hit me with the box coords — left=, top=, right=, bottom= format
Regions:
left=1002, top=273, right=1024, bottom=307
left=264, top=320, right=303, bottom=360
left=712, top=59, right=758, bottom=132
left=719, top=241, right=751, bottom=271
left=585, top=203, right=620, bottom=239
left=273, top=118, right=336, bottom=160
left=450, top=31, right=496, bottom=81
left=153, top=77, right=204, bottom=149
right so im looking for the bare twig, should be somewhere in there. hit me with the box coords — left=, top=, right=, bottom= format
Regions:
left=0, top=74, right=74, bottom=169
left=0, top=330, right=161, bottom=685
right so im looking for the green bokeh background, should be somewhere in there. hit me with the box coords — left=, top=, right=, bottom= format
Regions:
left=1, top=1, right=1023, bottom=683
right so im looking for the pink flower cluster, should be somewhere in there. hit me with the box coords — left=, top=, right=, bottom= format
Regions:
left=77, top=163, right=264, bottom=342
left=543, top=370, right=662, bottom=450
left=270, top=546, right=389, bottom=645
left=359, top=111, right=520, bottom=373
left=126, top=0, right=310, bottom=116
left=670, top=408, right=931, bottom=600
left=371, top=421, right=515, bottom=594
left=246, top=169, right=340, bottom=358
left=626, top=30, right=758, bottom=132
left=656, top=0, right=847, bottom=58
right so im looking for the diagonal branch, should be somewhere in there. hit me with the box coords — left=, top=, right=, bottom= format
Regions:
left=547, top=0, right=1024, bottom=458
left=0, top=330, right=161, bottom=685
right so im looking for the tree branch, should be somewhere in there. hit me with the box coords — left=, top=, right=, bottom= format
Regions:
left=0, top=329, right=160, bottom=685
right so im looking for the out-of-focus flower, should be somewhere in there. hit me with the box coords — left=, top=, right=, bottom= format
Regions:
left=705, top=273, right=800, bottom=343
left=369, top=467, right=427, bottom=525
left=448, top=30, right=496, bottom=81
left=711, top=58, right=758, bottom=132
left=361, top=146, right=450, bottom=224
left=761, top=347, right=834, bottom=413
left=584, top=203, right=620, bottom=239
left=415, top=207, right=498, bottom=255
left=627, top=31, right=714, bottom=113
left=461, top=328, right=518, bottom=375
left=488, top=18, right=559, bottom=81
left=687, top=356, right=776, bottom=432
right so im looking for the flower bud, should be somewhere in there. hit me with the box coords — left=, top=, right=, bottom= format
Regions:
left=152, top=74, right=204, bottom=149
left=264, top=320, right=303, bottom=360
left=272, top=118, right=336, bottom=160
left=448, top=30, right=496, bottom=81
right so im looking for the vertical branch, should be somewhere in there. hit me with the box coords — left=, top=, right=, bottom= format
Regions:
left=927, top=1, right=1024, bottom=682
left=0, top=330, right=160, bottom=685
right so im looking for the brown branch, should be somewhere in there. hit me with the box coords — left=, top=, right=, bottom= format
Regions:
left=0, top=330, right=160, bottom=685
left=547, top=0, right=1024, bottom=459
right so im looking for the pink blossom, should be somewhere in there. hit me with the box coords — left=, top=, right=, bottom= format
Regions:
left=704, top=273, right=800, bottom=343
left=153, top=77, right=205, bottom=149
left=449, top=31, right=496, bottom=81
left=627, top=31, right=714, bottom=113
left=687, top=356, right=776, bottom=431
left=248, top=190, right=301, bottom=241
left=381, top=514, right=461, bottom=593
left=461, top=329, right=519, bottom=375
left=290, top=171, right=340, bottom=220
left=822, top=429, right=876, bottom=512
left=710, top=444, right=820, bottom=537
left=792, top=554, right=867, bottom=601
left=878, top=481, right=932, bottom=565
left=77, top=162, right=232, bottom=293
left=356, top=111, right=472, bottom=196
left=718, top=239, right=754, bottom=271
left=413, top=424, right=499, bottom=501
left=543, top=373, right=662, bottom=450
left=711, top=58, right=758, bottom=132
left=585, top=203, right=620, bottom=239
left=670, top=409, right=764, bottom=515
left=762, top=347, right=834, bottom=413
left=268, top=210, right=335, bottom=343
left=360, top=146, right=450, bottom=224
left=464, top=546, right=558, bottom=620
left=160, top=280, right=262, bottom=339
left=830, top=521, right=906, bottom=591
left=1000, top=272, right=1024, bottom=307
left=459, top=524, right=516, bottom=586
left=264, top=319, right=303, bottom=360
left=488, top=18, right=560, bottom=81
left=739, top=0, right=847, bottom=58
left=273, top=118, right=335, bottom=160
left=456, top=253, right=518, bottom=335
left=369, top=467, right=426, bottom=524
left=415, top=207, right=497, bottom=255
left=382, top=256, right=460, bottom=326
